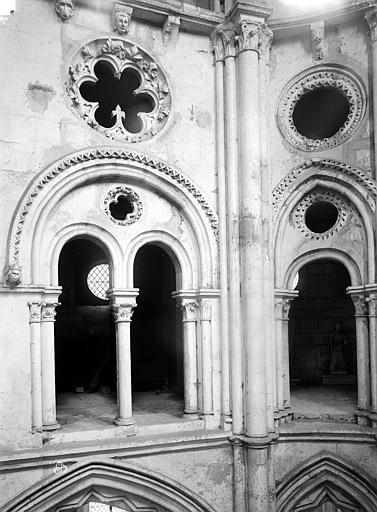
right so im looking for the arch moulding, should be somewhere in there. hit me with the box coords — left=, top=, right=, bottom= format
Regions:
left=276, top=451, right=377, bottom=512
left=1, top=459, right=217, bottom=512
left=6, top=147, right=218, bottom=287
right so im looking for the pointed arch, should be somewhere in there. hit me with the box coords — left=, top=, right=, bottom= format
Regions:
left=276, top=451, right=377, bottom=512
left=2, top=459, right=217, bottom=512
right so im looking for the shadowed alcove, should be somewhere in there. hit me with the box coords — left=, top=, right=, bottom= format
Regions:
left=289, top=259, right=357, bottom=419
left=132, top=244, right=184, bottom=412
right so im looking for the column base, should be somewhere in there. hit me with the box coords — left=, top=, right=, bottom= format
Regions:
left=42, top=422, right=61, bottom=431
left=114, top=416, right=136, bottom=427
left=183, top=411, right=200, bottom=420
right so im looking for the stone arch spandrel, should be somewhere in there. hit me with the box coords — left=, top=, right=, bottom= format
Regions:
left=276, top=451, right=377, bottom=512
left=273, top=160, right=375, bottom=288
left=1, top=459, right=217, bottom=512
left=5, top=147, right=218, bottom=288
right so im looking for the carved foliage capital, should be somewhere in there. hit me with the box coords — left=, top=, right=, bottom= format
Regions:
left=366, top=10, right=377, bottom=43
left=179, top=300, right=200, bottom=322
left=235, top=20, right=273, bottom=55
left=350, top=294, right=368, bottom=316
left=366, top=294, right=377, bottom=316
left=111, top=302, right=137, bottom=322
left=199, top=301, right=211, bottom=321
left=41, top=303, right=60, bottom=322
left=274, top=298, right=293, bottom=320
left=28, top=302, right=42, bottom=323
left=211, top=22, right=237, bottom=60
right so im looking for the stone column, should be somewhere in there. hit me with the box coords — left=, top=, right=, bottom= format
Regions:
left=366, top=10, right=377, bottom=178
left=28, top=302, right=43, bottom=432
left=274, top=291, right=297, bottom=422
left=223, top=21, right=244, bottom=435
left=174, top=294, right=200, bottom=417
left=234, top=10, right=272, bottom=512
left=366, top=286, right=377, bottom=415
left=198, top=299, right=213, bottom=418
left=108, top=289, right=138, bottom=430
left=211, top=26, right=231, bottom=428
left=349, top=289, right=370, bottom=411
left=41, top=302, right=60, bottom=431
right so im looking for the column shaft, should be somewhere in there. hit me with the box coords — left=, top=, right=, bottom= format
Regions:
left=29, top=303, right=42, bottom=431
left=275, top=315, right=284, bottom=414
left=225, top=51, right=243, bottom=434
left=356, top=314, right=370, bottom=410
left=41, top=303, right=60, bottom=431
left=183, top=317, right=199, bottom=415
left=246, top=447, right=269, bottom=512
left=200, top=303, right=213, bottom=416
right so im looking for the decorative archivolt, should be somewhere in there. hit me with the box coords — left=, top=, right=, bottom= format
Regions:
left=7, top=147, right=218, bottom=269
left=272, top=159, right=377, bottom=217
left=277, top=65, right=366, bottom=151
left=276, top=452, right=377, bottom=512
left=1, top=459, right=217, bottom=512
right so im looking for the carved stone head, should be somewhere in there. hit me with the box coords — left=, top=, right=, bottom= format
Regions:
left=114, top=10, right=130, bottom=34
left=55, top=0, right=75, bottom=21
left=5, top=263, right=21, bottom=287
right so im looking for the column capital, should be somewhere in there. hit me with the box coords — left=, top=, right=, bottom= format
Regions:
left=111, top=303, right=137, bottom=323
left=234, top=19, right=273, bottom=55
left=41, top=303, right=60, bottom=322
left=178, top=299, right=200, bottom=322
left=28, top=302, right=42, bottom=323
left=366, top=9, right=377, bottom=43
left=199, top=300, right=212, bottom=321
left=274, top=289, right=298, bottom=320
left=211, top=22, right=237, bottom=60
left=347, top=287, right=368, bottom=317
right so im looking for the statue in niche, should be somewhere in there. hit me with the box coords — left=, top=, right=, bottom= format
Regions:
left=113, top=5, right=132, bottom=34
left=329, top=322, right=348, bottom=373
left=4, top=263, right=21, bottom=287
left=55, top=0, right=75, bottom=21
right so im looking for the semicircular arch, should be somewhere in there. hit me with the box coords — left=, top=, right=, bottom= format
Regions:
left=6, top=147, right=218, bottom=289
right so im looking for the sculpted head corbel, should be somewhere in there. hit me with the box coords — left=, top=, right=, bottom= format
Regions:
left=113, top=3, right=133, bottom=35
left=4, top=263, right=22, bottom=287
left=55, top=0, right=75, bottom=21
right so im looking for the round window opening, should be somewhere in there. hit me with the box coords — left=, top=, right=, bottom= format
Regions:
left=305, top=201, right=339, bottom=234
left=87, top=264, right=110, bottom=300
left=293, top=87, right=350, bottom=140
left=109, top=194, right=134, bottom=221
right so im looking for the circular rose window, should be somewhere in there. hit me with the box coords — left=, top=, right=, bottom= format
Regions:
left=277, top=66, right=366, bottom=151
left=66, top=38, right=171, bottom=143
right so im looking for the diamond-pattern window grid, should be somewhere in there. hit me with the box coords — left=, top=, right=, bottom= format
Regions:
left=88, top=503, right=128, bottom=512
left=87, top=264, right=110, bottom=300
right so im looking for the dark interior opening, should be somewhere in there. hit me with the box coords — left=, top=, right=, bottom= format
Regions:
left=79, top=61, right=154, bottom=133
left=293, top=87, right=350, bottom=140
left=109, top=195, right=134, bottom=221
left=55, top=238, right=115, bottom=394
left=290, top=260, right=356, bottom=387
left=131, top=244, right=182, bottom=395
left=305, top=201, right=339, bottom=233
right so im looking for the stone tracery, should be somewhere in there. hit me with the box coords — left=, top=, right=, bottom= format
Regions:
left=67, top=38, right=171, bottom=143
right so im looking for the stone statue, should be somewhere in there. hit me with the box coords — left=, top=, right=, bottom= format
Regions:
left=329, top=322, right=347, bottom=373
left=5, top=263, right=21, bottom=287
left=113, top=4, right=133, bottom=35
left=55, top=0, right=75, bottom=21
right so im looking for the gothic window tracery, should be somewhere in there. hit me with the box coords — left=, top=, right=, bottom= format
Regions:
left=67, top=38, right=171, bottom=142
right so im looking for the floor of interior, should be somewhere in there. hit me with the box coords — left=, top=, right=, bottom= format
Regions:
left=290, top=384, right=358, bottom=421
left=56, top=391, right=184, bottom=431
left=56, top=385, right=358, bottom=431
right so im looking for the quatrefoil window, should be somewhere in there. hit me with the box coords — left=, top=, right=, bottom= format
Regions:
left=67, top=38, right=171, bottom=143
left=79, top=61, right=154, bottom=133
left=104, top=186, right=142, bottom=226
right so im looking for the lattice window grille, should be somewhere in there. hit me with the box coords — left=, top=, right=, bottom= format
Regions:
left=87, top=264, right=110, bottom=300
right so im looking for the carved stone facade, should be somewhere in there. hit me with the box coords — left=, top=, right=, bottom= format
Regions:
left=2, top=2, right=377, bottom=512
